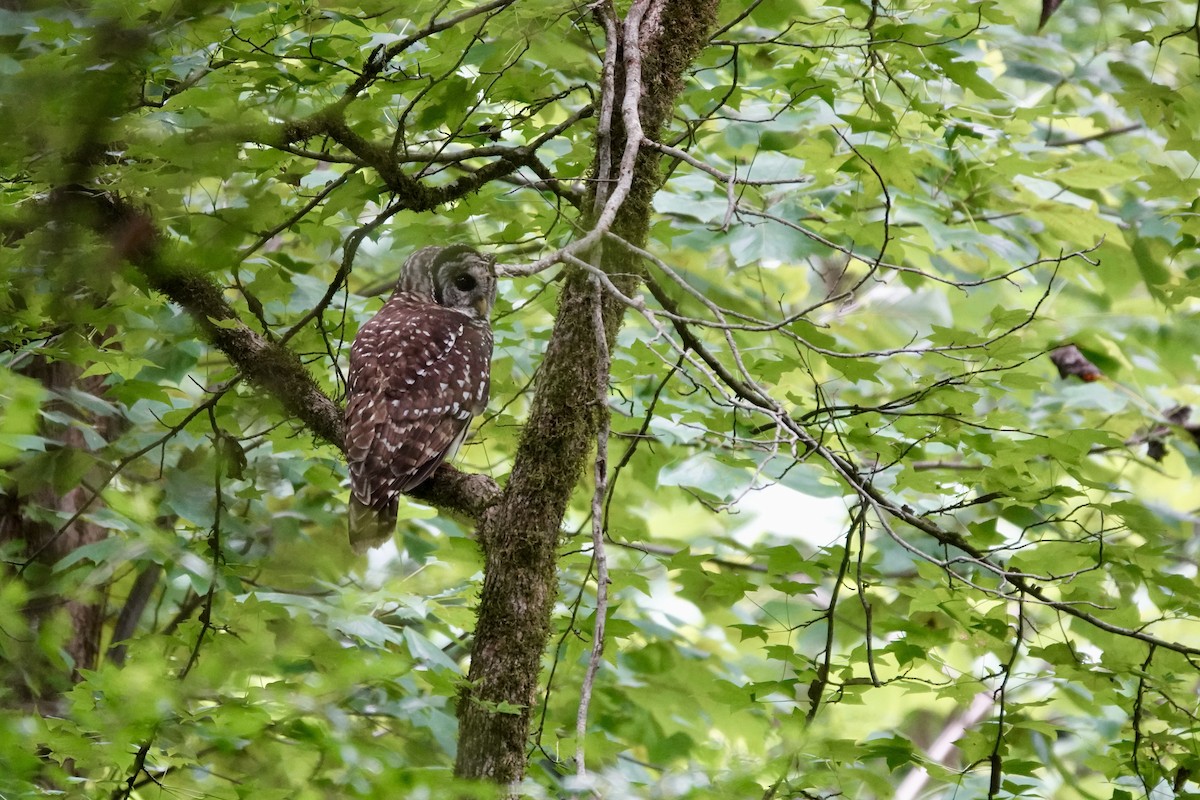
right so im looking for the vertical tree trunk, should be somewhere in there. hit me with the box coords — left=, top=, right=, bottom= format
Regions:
left=454, top=0, right=718, bottom=785
left=0, top=358, right=114, bottom=704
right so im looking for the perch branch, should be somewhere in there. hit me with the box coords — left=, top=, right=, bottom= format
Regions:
left=47, top=190, right=500, bottom=520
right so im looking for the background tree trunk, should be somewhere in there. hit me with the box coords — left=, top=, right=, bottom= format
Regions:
left=0, top=356, right=114, bottom=704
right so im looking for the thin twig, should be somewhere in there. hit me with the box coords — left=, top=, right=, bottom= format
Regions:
left=575, top=274, right=612, bottom=778
left=18, top=378, right=241, bottom=572
left=988, top=596, right=1024, bottom=799
left=573, top=1, right=628, bottom=776
left=502, top=0, right=651, bottom=278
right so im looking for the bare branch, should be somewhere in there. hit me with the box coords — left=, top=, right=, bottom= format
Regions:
left=501, top=0, right=653, bottom=278
left=575, top=275, right=612, bottom=777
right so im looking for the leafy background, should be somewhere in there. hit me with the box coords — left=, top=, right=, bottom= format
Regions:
left=1, top=0, right=1199, bottom=798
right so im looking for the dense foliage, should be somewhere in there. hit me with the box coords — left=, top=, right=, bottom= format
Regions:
left=2, top=0, right=1199, bottom=798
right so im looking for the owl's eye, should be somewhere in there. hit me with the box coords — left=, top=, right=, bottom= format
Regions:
left=453, top=273, right=477, bottom=292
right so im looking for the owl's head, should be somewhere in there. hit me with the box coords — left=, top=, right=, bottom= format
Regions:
left=398, top=244, right=497, bottom=320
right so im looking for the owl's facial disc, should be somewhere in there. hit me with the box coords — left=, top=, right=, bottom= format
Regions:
left=397, top=245, right=496, bottom=318
left=439, top=255, right=496, bottom=319
left=463, top=263, right=496, bottom=319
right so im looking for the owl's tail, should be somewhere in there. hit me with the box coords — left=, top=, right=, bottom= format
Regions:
left=348, top=497, right=397, bottom=553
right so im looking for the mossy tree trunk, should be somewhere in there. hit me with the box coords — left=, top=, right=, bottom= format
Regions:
left=453, top=0, right=719, bottom=786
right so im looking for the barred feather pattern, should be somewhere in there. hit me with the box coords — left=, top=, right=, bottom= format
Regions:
left=345, top=246, right=495, bottom=551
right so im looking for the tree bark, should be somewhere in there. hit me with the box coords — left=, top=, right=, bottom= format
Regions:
left=0, top=355, right=117, bottom=704
left=453, top=0, right=719, bottom=785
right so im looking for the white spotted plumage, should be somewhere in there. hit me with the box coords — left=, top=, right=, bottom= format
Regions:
left=344, top=245, right=497, bottom=551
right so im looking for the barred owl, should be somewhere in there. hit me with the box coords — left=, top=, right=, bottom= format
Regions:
left=345, top=244, right=497, bottom=551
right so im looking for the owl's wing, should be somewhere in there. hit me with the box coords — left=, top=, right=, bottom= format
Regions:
left=345, top=295, right=492, bottom=548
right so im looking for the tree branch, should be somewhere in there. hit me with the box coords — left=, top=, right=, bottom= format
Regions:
left=52, top=189, right=500, bottom=521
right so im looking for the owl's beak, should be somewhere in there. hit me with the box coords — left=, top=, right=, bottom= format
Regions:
left=473, top=296, right=491, bottom=318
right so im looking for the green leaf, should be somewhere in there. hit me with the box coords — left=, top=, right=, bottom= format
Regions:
left=657, top=452, right=749, bottom=500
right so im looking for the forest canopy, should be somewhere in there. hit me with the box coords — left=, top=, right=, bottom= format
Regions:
left=2, top=0, right=1199, bottom=798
